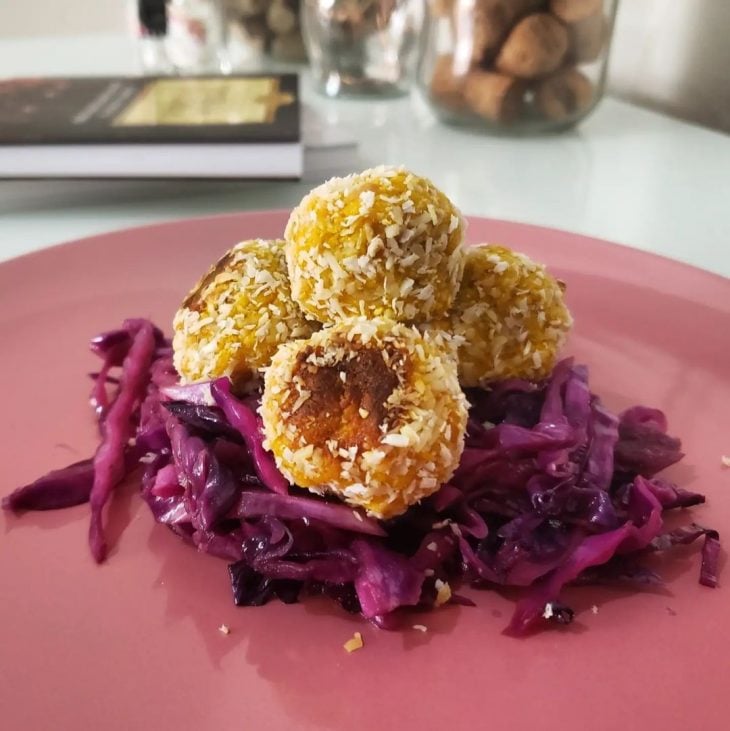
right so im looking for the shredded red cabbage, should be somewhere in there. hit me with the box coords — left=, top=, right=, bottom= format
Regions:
left=211, top=377, right=290, bottom=496
left=3, top=320, right=721, bottom=635
left=88, top=320, right=158, bottom=562
left=3, top=459, right=95, bottom=511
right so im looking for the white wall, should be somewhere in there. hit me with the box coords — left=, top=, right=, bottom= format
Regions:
left=0, top=0, right=728, bottom=132
left=0, top=0, right=126, bottom=37
left=608, top=0, right=730, bottom=133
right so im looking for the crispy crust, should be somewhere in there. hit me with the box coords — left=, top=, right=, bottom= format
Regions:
left=443, top=244, right=573, bottom=385
left=284, top=166, right=466, bottom=324
left=173, top=239, right=317, bottom=386
left=261, top=317, right=468, bottom=519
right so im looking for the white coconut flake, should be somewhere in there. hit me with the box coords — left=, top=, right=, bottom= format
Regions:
left=382, top=433, right=409, bottom=447
left=359, top=190, right=375, bottom=210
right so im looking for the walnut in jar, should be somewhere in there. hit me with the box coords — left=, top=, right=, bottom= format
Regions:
left=566, top=11, right=606, bottom=63
left=429, top=54, right=468, bottom=110
left=535, top=67, right=594, bottom=120
left=495, top=13, right=569, bottom=79
left=464, top=70, right=526, bottom=123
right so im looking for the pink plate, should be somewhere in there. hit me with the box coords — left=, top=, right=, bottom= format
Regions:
left=2, top=212, right=729, bottom=731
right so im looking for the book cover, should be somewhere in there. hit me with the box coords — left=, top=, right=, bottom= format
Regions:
left=0, top=75, right=299, bottom=146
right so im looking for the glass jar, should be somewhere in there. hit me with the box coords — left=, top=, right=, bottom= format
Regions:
left=166, top=0, right=232, bottom=73
left=225, top=0, right=308, bottom=63
left=303, top=0, right=425, bottom=98
left=418, top=0, right=618, bottom=133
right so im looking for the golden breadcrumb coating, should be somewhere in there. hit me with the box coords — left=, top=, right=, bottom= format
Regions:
left=445, top=244, right=572, bottom=386
left=173, top=239, right=317, bottom=387
left=261, top=317, right=467, bottom=519
left=284, top=166, right=466, bottom=324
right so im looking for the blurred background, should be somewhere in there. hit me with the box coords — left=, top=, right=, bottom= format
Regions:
left=2, top=0, right=728, bottom=272
left=1, top=0, right=728, bottom=132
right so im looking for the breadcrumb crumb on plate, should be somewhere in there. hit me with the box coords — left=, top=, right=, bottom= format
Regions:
left=721, top=456, right=730, bottom=467
left=343, top=632, right=364, bottom=653
left=218, top=624, right=231, bottom=635
left=434, top=579, right=452, bottom=607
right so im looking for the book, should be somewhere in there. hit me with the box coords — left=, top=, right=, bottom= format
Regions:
left=0, top=75, right=304, bottom=179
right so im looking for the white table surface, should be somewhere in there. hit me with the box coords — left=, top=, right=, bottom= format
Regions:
left=1, top=33, right=729, bottom=277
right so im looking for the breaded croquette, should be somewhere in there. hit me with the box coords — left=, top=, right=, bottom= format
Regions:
left=260, top=317, right=467, bottom=519
left=284, top=166, right=466, bottom=324
left=445, top=243, right=572, bottom=386
left=173, top=239, right=317, bottom=388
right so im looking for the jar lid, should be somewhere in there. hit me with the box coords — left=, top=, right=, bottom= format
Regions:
left=138, top=0, right=168, bottom=36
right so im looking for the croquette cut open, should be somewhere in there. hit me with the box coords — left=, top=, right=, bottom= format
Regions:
left=260, top=318, right=468, bottom=519
left=173, top=239, right=317, bottom=387
left=446, top=243, right=573, bottom=386
left=284, top=165, right=466, bottom=324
